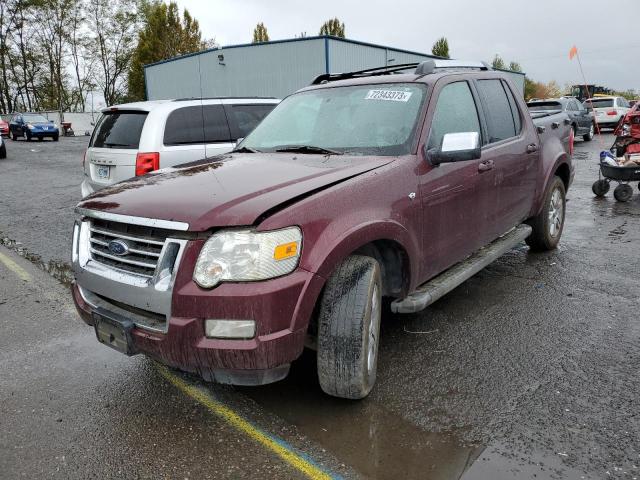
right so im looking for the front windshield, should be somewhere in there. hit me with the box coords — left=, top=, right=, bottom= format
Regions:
left=242, top=83, right=426, bottom=156
left=23, top=114, right=49, bottom=123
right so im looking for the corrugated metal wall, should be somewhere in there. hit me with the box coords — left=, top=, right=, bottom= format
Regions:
left=144, top=37, right=526, bottom=100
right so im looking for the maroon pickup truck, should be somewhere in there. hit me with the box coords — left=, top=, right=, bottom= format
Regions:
left=71, top=60, right=573, bottom=399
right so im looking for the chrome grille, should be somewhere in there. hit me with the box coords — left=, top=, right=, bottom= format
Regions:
left=88, top=219, right=170, bottom=278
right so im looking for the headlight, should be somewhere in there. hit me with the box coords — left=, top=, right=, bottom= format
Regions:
left=26, top=123, right=34, bottom=129
left=193, top=227, right=302, bottom=288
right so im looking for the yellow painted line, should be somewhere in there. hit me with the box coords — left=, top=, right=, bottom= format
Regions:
left=156, top=365, right=339, bottom=480
left=0, top=252, right=31, bottom=282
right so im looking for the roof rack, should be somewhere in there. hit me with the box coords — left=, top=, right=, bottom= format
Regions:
left=310, top=59, right=492, bottom=85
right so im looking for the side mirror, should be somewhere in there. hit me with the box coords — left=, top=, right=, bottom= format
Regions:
left=425, top=132, right=481, bottom=166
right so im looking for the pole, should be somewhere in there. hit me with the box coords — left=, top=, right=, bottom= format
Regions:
left=575, top=50, right=603, bottom=144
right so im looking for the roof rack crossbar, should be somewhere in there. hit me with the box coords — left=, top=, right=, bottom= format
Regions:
left=311, top=59, right=493, bottom=85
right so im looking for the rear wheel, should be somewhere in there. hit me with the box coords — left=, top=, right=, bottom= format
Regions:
left=317, top=255, right=382, bottom=399
left=592, top=179, right=609, bottom=197
left=583, top=124, right=594, bottom=142
left=613, top=184, right=633, bottom=202
left=526, top=176, right=566, bottom=251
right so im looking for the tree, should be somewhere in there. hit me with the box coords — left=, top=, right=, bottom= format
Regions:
left=87, top=0, right=140, bottom=106
left=128, top=1, right=207, bottom=100
left=431, top=37, right=449, bottom=58
left=319, top=18, right=345, bottom=37
left=491, top=54, right=505, bottom=70
left=252, top=22, right=269, bottom=43
left=508, top=61, right=522, bottom=73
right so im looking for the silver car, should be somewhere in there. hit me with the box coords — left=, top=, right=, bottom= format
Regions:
left=81, top=97, right=279, bottom=197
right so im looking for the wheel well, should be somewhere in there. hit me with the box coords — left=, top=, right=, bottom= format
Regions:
left=353, top=240, right=409, bottom=298
left=555, top=162, right=571, bottom=190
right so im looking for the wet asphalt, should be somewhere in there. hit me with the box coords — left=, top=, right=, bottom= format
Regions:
left=0, top=133, right=638, bottom=479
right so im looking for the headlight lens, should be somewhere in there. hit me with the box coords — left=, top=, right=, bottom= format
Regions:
left=193, top=227, right=302, bottom=288
left=26, top=123, right=34, bottom=129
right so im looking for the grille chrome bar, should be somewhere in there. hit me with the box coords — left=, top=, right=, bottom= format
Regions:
left=90, top=247, right=157, bottom=269
left=89, top=237, right=161, bottom=258
left=90, top=227, right=165, bottom=246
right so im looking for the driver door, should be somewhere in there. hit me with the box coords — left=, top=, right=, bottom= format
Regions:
left=416, top=79, right=495, bottom=282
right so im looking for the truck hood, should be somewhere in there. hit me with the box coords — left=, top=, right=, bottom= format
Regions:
left=78, top=153, right=394, bottom=231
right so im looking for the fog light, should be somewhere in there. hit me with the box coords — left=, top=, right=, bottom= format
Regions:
left=205, top=319, right=255, bottom=339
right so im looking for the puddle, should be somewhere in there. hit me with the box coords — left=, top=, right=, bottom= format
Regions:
left=240, top=350, right=483, bottom=479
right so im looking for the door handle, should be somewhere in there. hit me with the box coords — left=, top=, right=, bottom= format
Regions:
left=478, top=159, right=494, bottom=172
left=526, top=143, right=538, bottom=153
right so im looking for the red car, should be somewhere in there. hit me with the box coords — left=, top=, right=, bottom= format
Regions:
left=71, top=61, right=573, bottom=399
left=613, top=101, right=640, bottom=155
left=0, top=118, right=9, bottom=137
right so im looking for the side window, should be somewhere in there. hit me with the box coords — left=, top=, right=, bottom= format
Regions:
left=566, top=101, right=576, bottom=111
left=225, top=104, right=276, bottom=139
left=163, top=106, right=204, bottom=145
left=202, top=105, right=232, bottom=143
left=427, top=81, right=481, bottom=150
left=503, top=81, right=522, bottom=134
left=477, top=79, right=517, bottom=143
left=618, top=98, right=629, bottom=108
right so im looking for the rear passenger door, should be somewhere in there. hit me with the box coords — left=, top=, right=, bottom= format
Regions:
left=162, top=105, right=207, bottom=166
left=203, top=103, right=234, bottom=158
left=475, top=78, right=539, bottom=238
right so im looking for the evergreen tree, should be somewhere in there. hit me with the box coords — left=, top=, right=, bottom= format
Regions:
left=491, top=54, right=505, bottom=70
left=252, top=22, right=269, bottom=43
left=319, top=18, right=345, bottom=37
left=128, top=1, right=206, bottom=100
left=431, top=37, right=449, bottom=58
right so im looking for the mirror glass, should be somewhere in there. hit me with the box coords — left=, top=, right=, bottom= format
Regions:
left=441, top=131, right=480, bottom=152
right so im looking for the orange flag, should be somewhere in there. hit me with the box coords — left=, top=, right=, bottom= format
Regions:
left=569, top=45, right=578, bottom=60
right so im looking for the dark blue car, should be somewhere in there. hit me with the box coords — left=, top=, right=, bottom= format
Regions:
left=9, top=113, right=59, bottom=141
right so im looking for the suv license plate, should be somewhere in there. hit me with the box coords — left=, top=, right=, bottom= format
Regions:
left=97, top=165, right=110, bottom=179
left=92, top=309, right=138, bottom=356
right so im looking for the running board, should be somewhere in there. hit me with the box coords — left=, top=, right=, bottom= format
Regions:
left=390, top=224, right=532, bottom=314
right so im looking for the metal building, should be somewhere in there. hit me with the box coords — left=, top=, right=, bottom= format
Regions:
left=144, top=35, right=525, bottom=100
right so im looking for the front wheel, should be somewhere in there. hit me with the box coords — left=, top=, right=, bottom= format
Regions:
left=317, top=255, right=382, bottom=399
left=613, top=184, right=633, bottom=202
left=526, top=176, right=566, bottom=251
left=0, top=142, right=6, bottom=159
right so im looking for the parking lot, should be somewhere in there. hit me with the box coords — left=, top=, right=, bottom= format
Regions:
left=1, top=134, right=639, bottom=479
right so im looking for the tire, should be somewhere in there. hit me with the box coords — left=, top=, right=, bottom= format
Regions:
left=613, top=184, right=633, bottom=202
left=526, top=176, right=566, bottom=251
left=25, top=132, right=31, bottom=141
left=0, top=143, right=6, bottom=159
left=53, top=135, right=59, bottom=142
left=317, top=255, right=382, bottom=399
left=11, top=132, right=17, bottom=141
left=583, top=124, right=594, bottom=142
left=37, top=136, right=43, bottom=142
left=592, top=179, right=609, bottom=197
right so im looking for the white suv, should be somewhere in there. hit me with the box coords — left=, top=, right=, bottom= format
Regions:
left=584, top=96, right=631, bottom=130
left=81, top=97, right=279, bottom=197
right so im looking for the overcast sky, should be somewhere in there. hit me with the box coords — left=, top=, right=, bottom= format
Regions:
left=176, top=0, right=638, bottom=92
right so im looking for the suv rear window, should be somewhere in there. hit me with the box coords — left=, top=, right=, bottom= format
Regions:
left=587, top=99, right=614, bottom=109
left=91, top=111, right=148, bottom=149
left=225, top=104, right=276, bottom=138
left=527, top=102, right=563, bottom=111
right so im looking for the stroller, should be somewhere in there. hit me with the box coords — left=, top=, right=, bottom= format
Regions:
left=592, top=108, right=640, bottom=202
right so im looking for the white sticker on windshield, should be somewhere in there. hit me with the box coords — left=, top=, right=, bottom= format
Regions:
left=365, top=90, right=413, bottom=102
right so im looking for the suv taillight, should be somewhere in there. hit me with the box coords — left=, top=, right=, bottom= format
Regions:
left=135, top=152, right=160, bottom=176
left=607, top=110, right=618, bottom=116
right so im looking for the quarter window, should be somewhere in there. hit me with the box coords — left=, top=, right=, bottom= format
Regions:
left=163, top=106, right=205, bottom=145
left=226, top=104, right=276, bottom=139
left=203, top=105, right=232, bottom=143
left=428, top=81, right=481, bottom=150
left=477, top=79, right=517, bottom=143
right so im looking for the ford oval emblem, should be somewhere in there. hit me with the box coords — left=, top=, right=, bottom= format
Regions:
left=108, top=239, right=129, bottom=256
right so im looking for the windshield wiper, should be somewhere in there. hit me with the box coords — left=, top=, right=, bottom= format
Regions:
left=232, top=145, right=261, bottom=153
left=274, top=145, right=342, bottom=155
